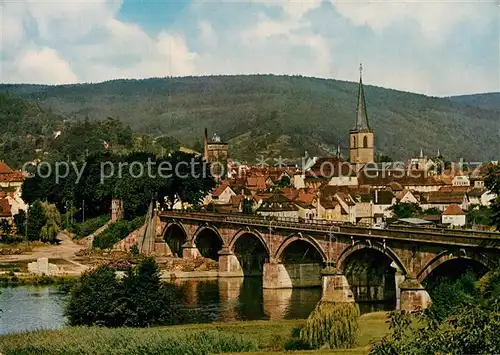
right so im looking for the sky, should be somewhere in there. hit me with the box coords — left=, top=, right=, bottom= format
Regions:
left=1, top=0, right=499, bottom=96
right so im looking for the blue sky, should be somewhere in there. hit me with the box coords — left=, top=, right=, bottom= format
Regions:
left=2, top=0, right=499, bottom=96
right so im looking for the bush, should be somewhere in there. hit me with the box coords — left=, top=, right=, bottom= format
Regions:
left=370, top=270, right=500, bottom=355
left=300, top=301, right=360, bottom=349
left=70, top=215, right=110, bottom=238
left=425, top=270, right=477, bottom=322
left=92, top=216, right=144, bottom=249
left=65, top=257, right=177, bottom=327
left=130, top=243, right=139, bottom=256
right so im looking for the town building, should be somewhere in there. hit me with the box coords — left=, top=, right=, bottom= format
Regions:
left=203, top=128, right=229, bottom=180
left=349, top=64, right=374, bottom=164
left=441, top=204, right=466, bottom=227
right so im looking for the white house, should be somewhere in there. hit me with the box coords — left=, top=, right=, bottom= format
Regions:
left=441, top=204, right=466, bottom=227
left=452, top=175, right=470, bottom=187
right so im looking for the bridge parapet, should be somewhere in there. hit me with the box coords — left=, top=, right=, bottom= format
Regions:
left=159, top=211, right=500, bottom=250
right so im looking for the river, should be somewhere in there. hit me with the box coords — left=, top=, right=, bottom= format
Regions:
left=0, top=278, right=391, bottom=335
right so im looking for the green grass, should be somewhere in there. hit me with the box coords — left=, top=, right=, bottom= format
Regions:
left=0, top=312, right=389, bottom=355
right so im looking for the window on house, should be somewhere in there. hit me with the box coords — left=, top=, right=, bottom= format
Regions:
left=363, top=136, right=368, bottom=148
left=353, top=136, right=356, bottom=147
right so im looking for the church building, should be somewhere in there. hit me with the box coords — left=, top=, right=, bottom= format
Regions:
left=349, top=64, right=374, bottom=164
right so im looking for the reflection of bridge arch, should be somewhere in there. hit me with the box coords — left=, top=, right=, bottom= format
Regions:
left=229, top=228, right=270, bottom=257
left=275, top=234, right=327, bottom=263
left=163, top=222, right=188, bottom=257
left=193, top=224, right=224, bottom=260
left=337, top=241, right=407, bottom=275
left=417, top=251, right=494, bottom=284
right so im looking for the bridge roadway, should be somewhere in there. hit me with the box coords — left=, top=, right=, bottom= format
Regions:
left=157, top=211, right=500, bottom=311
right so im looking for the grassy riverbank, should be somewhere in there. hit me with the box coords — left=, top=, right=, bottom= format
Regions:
left=0, top=312, right=388, bottom=354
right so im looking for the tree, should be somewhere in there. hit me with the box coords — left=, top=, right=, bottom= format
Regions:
left=40, top=202, right=61, bottom=243
left=27, top=200, right=47, bottom=241
left=484, top=164, right=500, bottom=230
left=422, top=207, right=441, bottom=215
left=120, top=257, right=177, bottom=327
left=242, top=197, right=254, bottom=214
left=13, top=210, right=26, bottom=235
left=65, top=264, right=125, bottom=327
left=65, top=258, right=177, bottom=327
left=466, top=205, right=491, bottom=226
left=388, top=202, right=422, bottom=219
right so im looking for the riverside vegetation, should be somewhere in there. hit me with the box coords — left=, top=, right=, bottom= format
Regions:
left=1, top=256, right=498, bottom=354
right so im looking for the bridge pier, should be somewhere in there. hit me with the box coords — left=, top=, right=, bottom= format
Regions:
left=399, top=278, right=431, bottom=311
left=263, top=262, right=322, bottom=289
left=218, top=247, right=244, bottom=277
left=182, top=241, right=201, bottom=259
left=321, top=268, right=354, bottom=302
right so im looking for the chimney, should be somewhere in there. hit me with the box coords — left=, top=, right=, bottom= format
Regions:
left=203, top=128, right=208, bottom=161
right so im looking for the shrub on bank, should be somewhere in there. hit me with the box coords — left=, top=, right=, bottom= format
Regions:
left=69, top=215, right=110, bottom=238
left=65, top=257, right=176, bottom=327
left=370, top=270, right=500, bottom=355
left=92, top=216, right=144, bottom=249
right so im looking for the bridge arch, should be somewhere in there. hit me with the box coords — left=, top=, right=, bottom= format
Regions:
left=229, top=228, right=270, bottom=276
left=417, top=251, right=494, bottom=284
left=193, top=224, right=224, bottom=260
left=162, top=222, right=188, bottom=257
left=228, top=228, right=270, bottom=257
left=337, top=241, right=408, bottom=275
left=337, top=240, right=405, bottom=308
left=274, top=233, right=327, bottom=263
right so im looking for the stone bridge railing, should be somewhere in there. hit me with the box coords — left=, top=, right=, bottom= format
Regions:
left=159, top=210, right=500, bottom=250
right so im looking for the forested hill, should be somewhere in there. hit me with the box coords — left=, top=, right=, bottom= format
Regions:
left=1, top=75, right=499, bottom=162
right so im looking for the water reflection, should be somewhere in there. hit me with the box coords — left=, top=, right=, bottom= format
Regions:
left=0, top=278, right=393, bottom=335
left=170, top=277, right=322, bottom=323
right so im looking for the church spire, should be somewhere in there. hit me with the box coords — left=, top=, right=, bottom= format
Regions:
left=353, top=63, right=371, bottom=132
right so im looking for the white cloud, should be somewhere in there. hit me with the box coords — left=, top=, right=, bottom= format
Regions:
left=7, top=47, right=78, bottom=84
left=0, top=0, right=497, bottom=95
left=199, top=21, right=217, bottom=46
left=331, top=0, right=496, bottom=40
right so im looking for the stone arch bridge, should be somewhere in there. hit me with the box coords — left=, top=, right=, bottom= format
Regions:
left=155, top=211, right=500, bottom=311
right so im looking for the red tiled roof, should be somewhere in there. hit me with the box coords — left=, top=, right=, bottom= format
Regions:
left=0, top=162, right=13, bottom=174
left=212, top=184, right=232, bottom=197
left=443, top=204, right=465, bottom=215
left=246, top=176, right=267, bottom=189
left=425, top=191, right=466, bottom=204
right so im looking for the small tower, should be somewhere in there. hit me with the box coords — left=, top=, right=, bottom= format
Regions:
left=349, top=63, right=374, bottom=164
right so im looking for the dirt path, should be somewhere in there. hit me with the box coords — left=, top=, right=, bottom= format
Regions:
left=0, top=233, right=89, bottom=273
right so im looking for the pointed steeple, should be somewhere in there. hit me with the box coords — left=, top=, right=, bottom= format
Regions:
left=352, top=63, right=371, bottom=132
left=420, top=148, right=424, bottom=158
left=437, top=148, right=441, bottom=157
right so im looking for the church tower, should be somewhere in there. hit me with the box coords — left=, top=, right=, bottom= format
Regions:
left=349, top=64, right=374, bottom=164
